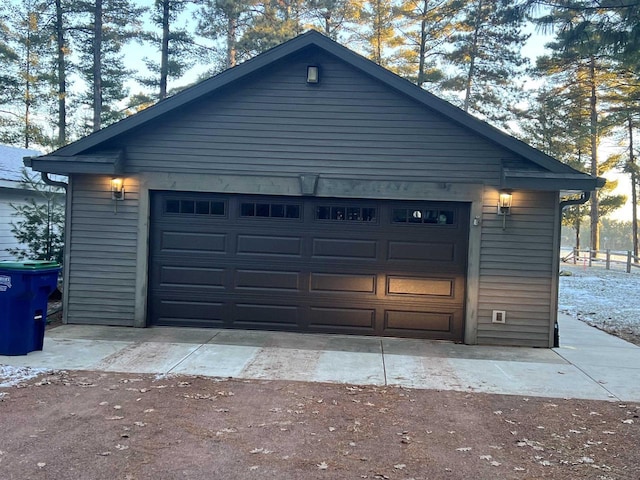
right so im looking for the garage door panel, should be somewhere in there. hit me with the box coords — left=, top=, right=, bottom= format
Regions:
left=237, top=234, right=302, bottom=256
left=154, top=299, right=226, bottom=327
left=387, top=276, right=454, bottom=297
left=388, top=241, right=455, bottom=262
left=235, top=269, right=300, bottom=291
left=159, top=265, right=226, bottom=289
left=150, top=193, right=468, bottom=340
left=160, top=231, right=227, bottom=253
left=309, top=307, right=376, bottom=331
left=234, top=304, right=299, bottom=328
left=310, top=273, right=376, bottom=294
left=312, top=238, right=377, bottom=259
left=384, top=309, right=454, bottom=333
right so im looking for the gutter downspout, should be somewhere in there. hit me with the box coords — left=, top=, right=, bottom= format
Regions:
left=554, top=191, right=591, bottom=347
left=41, top=172, right=68, bottom=190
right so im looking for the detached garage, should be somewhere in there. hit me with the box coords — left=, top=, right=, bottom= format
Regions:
left=26, top=31, right=603, bottom=347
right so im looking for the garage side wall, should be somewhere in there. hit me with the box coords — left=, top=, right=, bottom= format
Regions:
left=65, top=175, right=139, bottom=326
left=477, top=189, right=558, bottom=347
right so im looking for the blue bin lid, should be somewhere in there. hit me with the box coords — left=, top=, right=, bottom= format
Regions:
left=0, top=260, right=60, bottom=271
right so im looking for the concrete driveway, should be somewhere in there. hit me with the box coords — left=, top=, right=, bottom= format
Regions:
left=2, top=313, right=639, bottom=401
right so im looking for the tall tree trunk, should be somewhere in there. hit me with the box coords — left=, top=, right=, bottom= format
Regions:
left=159, top=0, right=169, bottom=99
left=463, top=0, right=482, bottom=112
left=417, top=0, right=429, bottom=86
left=226, top=16, right=236, bottom=68
left=323, top=12, right=331, bottom=37
left=375, top=0, right=383, bottom=64
left=630, top=116, right=639, bottom=260
left=588, top=55, right=599, bottom=256
left=93, top=0, right=103, bottom=132
left=575, top=221, right=580, bottom=250
left=55, top=0, right=66, bottom=145
left=24, top=15, right=32, bottom=149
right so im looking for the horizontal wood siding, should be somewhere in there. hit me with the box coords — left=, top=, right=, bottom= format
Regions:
left=0, top=191, right=24, bottom=261
left=477, top=189, right=557, bottom=347
left=66, top=175, right=139, bottom=326
left=116, top=50, right=524, bottom=181
left=0, top=189, right=60, bottom=261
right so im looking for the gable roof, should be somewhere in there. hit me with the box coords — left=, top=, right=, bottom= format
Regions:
left=26, top=30, right=603, bottom=191
left=1, top=145, right=41, bottom=182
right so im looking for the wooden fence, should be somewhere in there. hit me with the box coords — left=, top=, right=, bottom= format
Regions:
left=562, top=248, right=640, bottom=273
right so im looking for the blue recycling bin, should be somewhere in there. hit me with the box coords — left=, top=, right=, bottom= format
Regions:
left=0, top=260, right=61, bottom=356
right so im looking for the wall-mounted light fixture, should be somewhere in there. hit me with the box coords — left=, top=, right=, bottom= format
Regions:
left=497, top=190, right=513, bottom=230
left=111, top=177, right=125, bottom=201
left=307, top=65, right=319, bottom=84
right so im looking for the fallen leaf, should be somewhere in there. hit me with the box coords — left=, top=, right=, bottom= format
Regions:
left=456, top=447, right=472, bottom=452
left=328, top=427, right=336, bottom=432
left=317, top=461, right=328, bottom=470
left=37, top=462, right=46, bottom=468
left=115, top=444, right=129, bottom=451
left=622, top=419, right=634, bottom=424
left=393, top=464, right=406, bottom=470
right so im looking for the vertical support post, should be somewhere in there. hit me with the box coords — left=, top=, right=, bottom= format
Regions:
left=573, top=247, right=577, bottom=264
left=627, top=251, right=632, bottom=273
left=589, top=250, right=593, bottom=267
left=606, top=249, right=610, bottom=270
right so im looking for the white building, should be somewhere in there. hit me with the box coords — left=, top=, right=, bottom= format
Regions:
left=0, top=145, right=64, bottom=261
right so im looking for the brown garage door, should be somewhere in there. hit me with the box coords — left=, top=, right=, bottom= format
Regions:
left=148, top=192, right=469, bottom=340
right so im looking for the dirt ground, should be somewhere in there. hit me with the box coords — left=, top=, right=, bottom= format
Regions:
left=0, top=370, right=638, bottom=480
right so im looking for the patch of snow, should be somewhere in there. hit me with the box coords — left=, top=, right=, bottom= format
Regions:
left=0, top=365, right=50, bottom=387
left=559, top=264, right=640, bottom=342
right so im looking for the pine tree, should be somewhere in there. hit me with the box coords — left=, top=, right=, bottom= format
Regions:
left=0, top=9, right=21, bottom=145
left=70, top=0, right=144, bottom=132
left=440, top=0, right=529, bottom=126
left=305, top=0, right=363, bottom=39
left=195, top=0, right=255, bottom=71
left=393, top=0, right=460, bottom=86
left=2, top=0, right=54, bottom=148
left=357, top=0, right=403, bottom=68
left=141, top=0, right=195, bottom=100
left=521, top=86, right=591, bottom=248
left=50, top=0, right=72, bottom=147
left=7, top=168, right=65, bottom=264
left=237, top=0, right=304, bottom=58
left=535, top=5, right=623, bottom=254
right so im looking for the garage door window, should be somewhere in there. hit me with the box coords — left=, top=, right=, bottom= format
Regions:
left=392, top=208, right=454, bottom=225
left=241, top=202, right=300, bottom=219
left=165, top=199, right=226, bottom=216
left=316, top=206, right=377, bottom=222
